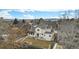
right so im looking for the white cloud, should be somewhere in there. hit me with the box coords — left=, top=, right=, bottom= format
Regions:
left=19, top=14, right=34, bottom=19
left=34, top=16, right=60, bottom=19
left=13, top=9, right=35, bottom=13
left=13, top=9, right=27, bottom=13
left=0, top=9, right=35, bottom=19
left=18, top=9, right=35, bottom=12
left=0, top=10, right=15, bottom=19
left=46, top=16, right=60, bottom=19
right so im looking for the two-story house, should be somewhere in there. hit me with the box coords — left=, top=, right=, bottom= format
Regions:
left=28, top=24, right=53, bottom=41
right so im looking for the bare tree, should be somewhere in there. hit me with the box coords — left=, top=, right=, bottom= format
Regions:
left=74, top=10, right=79, bottom=19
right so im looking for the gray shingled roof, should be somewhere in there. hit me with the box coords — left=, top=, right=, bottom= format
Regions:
left=30, top=24, right=52, bottom=32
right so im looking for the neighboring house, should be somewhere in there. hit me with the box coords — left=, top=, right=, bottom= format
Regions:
left=28, top=25, right=53, bottom=41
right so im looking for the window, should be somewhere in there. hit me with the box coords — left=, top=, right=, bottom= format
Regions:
left=37, top=33, right=39, bottom=37
left=37, top=29, right=39, bottom=31
left=49, top=35, right=51, bottom=37
left=30, top=32, right=34, bottom=35
left=32, top=33, right=34, bottom=35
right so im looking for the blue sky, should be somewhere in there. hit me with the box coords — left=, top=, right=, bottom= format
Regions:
left=0, top=0, right=79, bottom=19
left=0, top=9, right=75, bottom=19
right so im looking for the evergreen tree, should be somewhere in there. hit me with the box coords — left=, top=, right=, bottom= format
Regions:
left=13, top=18, right=18, bottom=24
left=22, top=19, right=25, bottom=23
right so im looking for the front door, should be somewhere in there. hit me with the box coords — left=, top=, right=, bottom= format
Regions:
left=37, top=33, right=39, bottom=37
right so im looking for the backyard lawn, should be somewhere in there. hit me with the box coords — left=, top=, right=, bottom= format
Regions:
left=18, top=37, right=54, bottom=49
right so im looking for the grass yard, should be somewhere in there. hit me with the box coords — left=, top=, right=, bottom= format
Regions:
left=22, top=37, right=53, bottom=49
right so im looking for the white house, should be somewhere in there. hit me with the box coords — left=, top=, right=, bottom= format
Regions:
left=28, top=25, right=53, bottom=41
